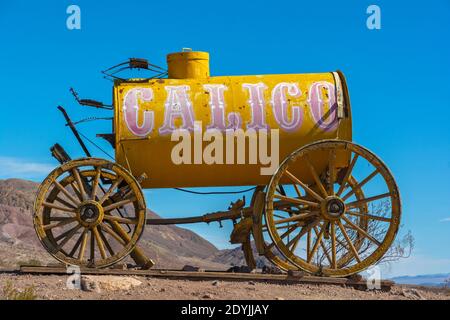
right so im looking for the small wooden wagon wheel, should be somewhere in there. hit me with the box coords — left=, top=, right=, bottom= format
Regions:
left=33, top=158, right=146, bottom=268
left=264, top=140, right=401, bottom=277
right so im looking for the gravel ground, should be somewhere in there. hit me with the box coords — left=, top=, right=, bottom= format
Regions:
left=0, top=273, right=449, bottom=300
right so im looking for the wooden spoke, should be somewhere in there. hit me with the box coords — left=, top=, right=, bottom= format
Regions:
left=56, top=225, right=82, bottom=251
left=266, top=222, right=294, bottom=230
left=274, top=213, right=317, bottom=225
left=266, top=225, right=298, bottom=250
left=284, top=170, right=324, bottom=202
left=103, top=197, right=136, bottom=212
left=50, top=216, right=75, bottom=221
left=54, top=180, right=80, bottom=206
left=98, top=228, right=115, bottom=256
left=272, top=212, right=289, bottom=219
left=328, top=149, right=336, bottom=195
left=342, top=216, right=382, bottom=246
left=78, top=230, right=88, bottom=261
left=69, top=230, right=86, bottom=257
left=103, top=214, right=138, bottom=225
left=306, top=231, right=311, bottom=262
left=54, top=197, right=76, bottom=210
left=304, top=155, right=328, bottom=198
left=273, top=200, right=311, bottom=211
left=264, top=222, right=304, bottom=232
left=89, top=230, right=95, bottom=262
left=99, top=223, right=126, bottom=245
left=109, top=221, right=134, bottom=245
left=69, top=182, right=83, bottom=202
left=43, top=201, right=76, bottom=213
left=54, top=224, right=81, bottom=242
left=337, top=220, right=361, bottom=263
left=292, top=183, right=302, bottom=198
left=110, top=187, right=134, bottom=203
left=91, top=167, right=101, bottom=200
left=43, top=218, right=76, bottom=231
left=346, top=192, right=391, bottom=209
left=313, top=226, right=333, bottom=266
left=72, top=169, right=87, bottom=201
left=307, top=226, right=325, bottom=263
left=346, top=210, right=392, bottom=222
left=342, top=169, right=378, bottom=201
left=98, top=177, right=124, bottom=205
left=336, top=154, right=358, bottom=196
left=273, top=194, right=320, bottom=208
left=276, top=185, right=286, bottom=195
left=286, top=231, right=302, bottom=252
left=92, top=227, right=107, bottom=259
left=294, top=221, right=320, bottom=253
left=330, top=222, right=337, bottom=269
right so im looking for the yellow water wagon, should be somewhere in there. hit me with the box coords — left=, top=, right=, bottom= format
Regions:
left=33, top=50, right=401, bottom=277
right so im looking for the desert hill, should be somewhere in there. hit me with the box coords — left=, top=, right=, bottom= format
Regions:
left=0, top=178, right=250, bottom=269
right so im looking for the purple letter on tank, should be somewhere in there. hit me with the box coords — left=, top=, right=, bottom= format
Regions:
left=204, top=84, right=228, bottom=130
left=123, top=88, right=154, bottom=137
left=159, top=85, right=196, bottom=135
left=271, top=82, right=303, bottom=131
left=308, top=81, right=338, bottom=131
left=242, top=83, right=269, bottom=130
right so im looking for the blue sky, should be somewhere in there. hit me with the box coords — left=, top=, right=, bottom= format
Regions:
left=0, top=1, right=449, bottom=277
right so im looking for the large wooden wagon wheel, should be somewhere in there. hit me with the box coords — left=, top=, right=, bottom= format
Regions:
left=264, top=140, right=401, bottom=277
left=33, top=158, right=146, bottom=268
left=253, top=175, right=368, bottom=272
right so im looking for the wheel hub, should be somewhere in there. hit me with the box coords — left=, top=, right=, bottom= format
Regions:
left=321, top=196, right=346, bottom=220
left=77, top=200, right=104, bottom=228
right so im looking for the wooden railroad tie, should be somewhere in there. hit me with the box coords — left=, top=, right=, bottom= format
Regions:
left=17, top=265, right=394, bottom=292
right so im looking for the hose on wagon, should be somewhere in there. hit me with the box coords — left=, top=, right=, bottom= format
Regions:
left=75, top=123, right=258, bottom=196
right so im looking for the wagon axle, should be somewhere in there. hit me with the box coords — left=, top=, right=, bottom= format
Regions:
left=322, top=197, right=346, bottom=220
left=78, top=201, right=104, bottom=228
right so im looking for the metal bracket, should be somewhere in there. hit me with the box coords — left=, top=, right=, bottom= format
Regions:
left=332, top=71, right=345, bottom=120
left=97, top=133, right=115, bottom=148
left=70, top=88, right=112, bottom=110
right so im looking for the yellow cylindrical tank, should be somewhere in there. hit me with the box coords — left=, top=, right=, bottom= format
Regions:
left=167, top=50, right=210, bottom=79
left=113, top=51, right=352, bottom=189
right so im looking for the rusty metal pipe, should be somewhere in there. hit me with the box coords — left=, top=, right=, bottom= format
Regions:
left=146, top=207, right=254, bottom=225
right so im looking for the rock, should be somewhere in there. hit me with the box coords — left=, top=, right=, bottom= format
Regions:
left=262, top=265, right=283, bottom=274
left=403, top=288, right=425, bottom=300
left=275, top=297, right=285, bottom=300
left=227, top=265, right=252, bottom=273
left=212, top=280, right=220, bottom=286
left=248, top=281, right=256, bottom=285
left=202, top=294, right=212, bottom=299
left=182, top=265, right=201, bottom=272
left=80, top=276, right=142, bottom=292
left=81, top=278, right=101, bottom=293
left=159, top=288, right=166, bottom=292
left=287, top=270, right=307, bottom=277
left=111, top=263, right=128, bottom=270
left=347, top=274, right=363, bottom=282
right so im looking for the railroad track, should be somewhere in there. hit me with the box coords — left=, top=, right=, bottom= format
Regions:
left=13, top=265, right=394, bottom=291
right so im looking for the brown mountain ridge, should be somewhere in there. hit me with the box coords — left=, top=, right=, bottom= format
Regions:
left=0, top=178, right=250, bottom=269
